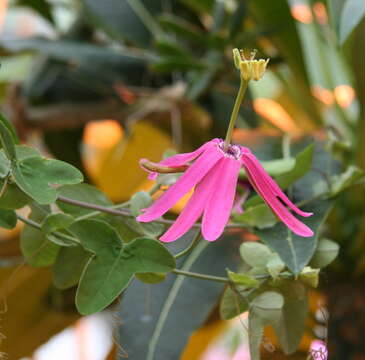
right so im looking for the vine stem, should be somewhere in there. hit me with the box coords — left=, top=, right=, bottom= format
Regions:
left=171, top=269, right=231, bottom=283
left=224, top=77, right=249, bottom=150
left=16, top=213, right=80, bottom=244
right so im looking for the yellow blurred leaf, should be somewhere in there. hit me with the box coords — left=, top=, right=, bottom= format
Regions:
left=86, top=121, right=174, bottom=201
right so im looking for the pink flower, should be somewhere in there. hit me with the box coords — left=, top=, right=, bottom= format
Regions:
left=137, top=139, right=313, bottom=242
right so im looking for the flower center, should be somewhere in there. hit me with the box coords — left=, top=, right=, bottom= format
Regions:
left=218, top=141, right=242, bottom=160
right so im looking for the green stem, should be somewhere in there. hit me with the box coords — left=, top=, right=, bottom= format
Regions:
left=74, top=184, right=160, bottom=222
left=174, top=230, right=202, bottom=259
left=171, top=269, right=231, bottom=283
left=224, top=77, right=249, bottom=150
left=16, top=214, right=80, bottom=244
left=147, top=241, right=208, bottom=360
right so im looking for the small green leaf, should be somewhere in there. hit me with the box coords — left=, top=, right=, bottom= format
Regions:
left=0, top=122, right=16, bottom=161
left=266, top=254, right=285, bottom=280
left=273, top=281, right=308, bottom=354
left=135, top=272, right=166, bottom=284
left=0, top=180, right=31, bottom=209
left=275, top=144, right=314, bottom=189
left=339, top=0, right=365, bottom=44
left=69, top=220, right=175, bottom=315
left=0, top=151, right=10, bottom=178
left=250, top=291, right=284, bottom=323
left=240, top=242, right=273, bottom=268
left=310, top=238, right=339, bottom=268
left=0, top=209, right=17, bottom=229
left=15, top=145, right=41, bottom=160
left=0, top=113, right=19, bottom=144
left=57, top=183, right=112, bottom=216
left=260, top=158, right=296, bottom=178
left=13, top=156, right=83, bottom=204
left=53, top=245, right=91, bottom=289
left=220, top=286, right=248, bottom=320
left=248, top=312, right=265, bottom=360
left=233, top=203, right=277, bottom=228
left=330, top=165, right=364, bottom=196
left=227, top=270, right=260, bottom=287
left=42, top=213, right=76, bottom=246
left=130, top=191, right=152, bottom=216
left=42, top=213, right=74, bottom=234
left=128, top=192, right=165, bottom=237
left=20, top=204, right=59, bottom=266
left=299, top=266, right=320, bottom=288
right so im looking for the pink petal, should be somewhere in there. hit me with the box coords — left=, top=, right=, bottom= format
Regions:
left=202, top=157, right=241, bottom=241
left=160, top=164, right=220, bottom=242
left=137, top=146, right=223, bottom=222
left=244, top=153, right=313, bottom=217
left=241, top=155, right=313, bottom=237
left=145, top=139, right=219, bottom=180
left=244, top=152, right=312, bottom=217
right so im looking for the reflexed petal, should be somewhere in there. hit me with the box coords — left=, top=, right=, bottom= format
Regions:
left=145, top=139, right=219, bottom=180
left=241, top=155, right=313, bottom=237
left=244, top=152, right=312, bottom=217
left=160, top=164, right=220, bottom=242
left=202, top=157, right=241, bottom=241
left=137, top=146, right=223, bottom=222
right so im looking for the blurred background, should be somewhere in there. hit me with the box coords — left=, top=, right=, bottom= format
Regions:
left=0, top=0, right=364, bottom=359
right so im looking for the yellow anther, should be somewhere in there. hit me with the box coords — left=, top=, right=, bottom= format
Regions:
left=232, top=48, right=269, bottom=81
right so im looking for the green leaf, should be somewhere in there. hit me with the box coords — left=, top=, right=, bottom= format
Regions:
left=1, top=38, right=148, bottom=66
left=266, top=254, right=285, bottom=280
left=42, top=213, right=76, bottom=246
left=57, top=183, right=112, bottom=216
left=69, top=220, right=175, bottom=315
left=0, top=113, right=19, bottom=144
left=227, top=270, right=260, bottom=287
left=259, top=158, right=296, bottom=178
left=339, top=0, right=365, bottom=44
left=330, top=165, right=365, bottom=196
left=15, top=145, right=41, bottom=160
left=0, top=180, right=31, bottom=209
left=135, top=272, right=166, bottom=284
left=129, top=193, right=164, bottom=237
left=240, top=242, right=273, bottom=268
left=248, top=291, right=284, bottom=360
left=248, top=312, right=265, bottom=360
left=0, top=151, right=10, bottom=178
left=42, top=213, right=74, bottom=234
left=310, top=238, right=339, bottom=268
left=53, top=245, right=91, bottom=289
left=275, top=144, right=314, bottom=189
left=0, top=209, right=17, bottom=229
left=130, top=191, right=152, bottom=216
left=82, top=0, right=162, bottom=46
left=250, top=291, right=284, bottom=323
left=273, top=281, right=308, bottom=354
left=20, top=204, right=59, bottom=266
left=13, top=156, right=83, bottom=205
left=0, top=121, right=16, bottom=161
left=256, top=201, right=333, bottom=275
left=118, top=235, right=242, bottom=359
left=233, top=203, right=277, bottom=228
left=220, top=286, right=248, bottom=320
